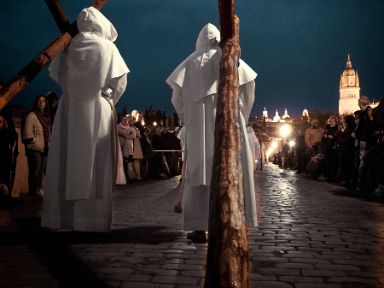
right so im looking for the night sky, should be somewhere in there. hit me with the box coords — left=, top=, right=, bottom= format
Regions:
left=1, top=0, right=383, bottom=117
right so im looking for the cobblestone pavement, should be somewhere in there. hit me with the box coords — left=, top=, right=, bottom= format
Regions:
left=1, top=163, right=384, bottom=287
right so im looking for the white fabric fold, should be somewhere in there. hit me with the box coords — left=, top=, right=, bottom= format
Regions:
left=166, top=23, right=258, bottom=228
left=45, top=6, right=129, bottom=203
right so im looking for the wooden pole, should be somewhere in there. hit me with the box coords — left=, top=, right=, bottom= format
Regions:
left=44, top=0, right=71, bottom=32
left=204, top=0, right=249, bottom=287
left=0, top=0, right=107, bottom=111
left=0, top=32, right=73, bottom=111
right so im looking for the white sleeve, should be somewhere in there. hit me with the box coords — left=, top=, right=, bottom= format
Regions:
left=171, top=85, right=184, bottom=123
left=108, top=74, right=128, bottom=104
left=239, top=80, right=255, bottom=122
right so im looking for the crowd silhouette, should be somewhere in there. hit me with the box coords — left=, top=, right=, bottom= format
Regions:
left=271, top=96, right=384, bottom=200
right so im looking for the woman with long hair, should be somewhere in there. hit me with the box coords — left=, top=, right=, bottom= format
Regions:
left=23, top=95, right=50, bottom=196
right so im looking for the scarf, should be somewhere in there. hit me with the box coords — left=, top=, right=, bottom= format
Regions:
left=117, top=122, right=131, bottom=133
left=35, top=111, right=51, bottom=145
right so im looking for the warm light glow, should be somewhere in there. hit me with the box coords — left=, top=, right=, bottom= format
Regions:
left=279, top=124, right=292, bottom=139
left=131, top=109, right=139, bottom=121
left=141, top=120, right=145, bottom=126
left=153, top=121, right=157, bottom=126
left=288, top=140, right=296, bottom=148
left=271, top=140, right=279, bottom=150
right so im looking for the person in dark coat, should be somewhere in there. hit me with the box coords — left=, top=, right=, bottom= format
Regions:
left=0, top=114, right=13, bottom=197
left=150, top=126, right=167, bottom=178
left=336, top=115, right=356, bottom=186
left=359, top=98, right=384, bottom=196
left=319, top=115, right=339, bottom=180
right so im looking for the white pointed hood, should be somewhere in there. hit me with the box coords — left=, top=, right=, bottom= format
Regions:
left=49, top=7, right=129, bottom=98
left=195, top=23, right=220, bottom=51
left=166, top=23, right=256, bottom=103
left=77, top=6, right=118, bottom=42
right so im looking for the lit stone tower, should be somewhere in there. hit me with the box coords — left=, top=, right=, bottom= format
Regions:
left=339, top=54, right=360, bottom=115
left=262, top=107, right=268, bottom=118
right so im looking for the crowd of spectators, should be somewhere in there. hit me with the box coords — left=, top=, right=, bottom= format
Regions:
left=0, top=98, right=182, bottom=200
left=3, top=92, right=382, bottom=202
left=273, top=96, right=384, bottom=199
left=116, top=110, right=182, bottom=183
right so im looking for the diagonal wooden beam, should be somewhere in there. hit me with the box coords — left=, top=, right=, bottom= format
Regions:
left=204, top=0, right=249, bottom=287
left=0, top=0, right=107, bottom=111
left=0, top=32, right=73, bottom=110
left=44, top=0, right=71, bottom=32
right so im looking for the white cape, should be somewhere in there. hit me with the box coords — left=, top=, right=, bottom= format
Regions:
left=42, top=7, right=129, bottom=232
left=166, top=23, right=258, bottom=229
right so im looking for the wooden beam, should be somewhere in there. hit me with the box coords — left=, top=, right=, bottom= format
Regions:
left=204, top=0, right=249, bottom=287
left=218, top=0, right=235, bottom=44
left=92, top=0, right=108, bottom=10
left=0, top=32, right=73, bottom=110
left=0, top=1, right=107, bottom=111
left=44, top=0, right=71, bottom=32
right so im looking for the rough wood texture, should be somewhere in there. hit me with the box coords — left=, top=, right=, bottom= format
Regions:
left=204, top=1, right=249, bottom=286
left=44, top=0, right=71, bottom=32
left=0, top=0, right=106, bottom=111
left=0, top=32, right=72, bottom=110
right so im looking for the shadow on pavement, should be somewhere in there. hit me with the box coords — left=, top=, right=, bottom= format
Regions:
left=2, top=217, right=109, bottom=288
left=0, top=215, right=183, bottom=288
left=330, top=187, right=384, bottom=204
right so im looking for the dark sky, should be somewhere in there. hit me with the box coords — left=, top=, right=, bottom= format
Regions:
left=1, top=0, right=383, bottom=117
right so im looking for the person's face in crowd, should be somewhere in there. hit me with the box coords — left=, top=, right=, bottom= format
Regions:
left=128, top=116, right=135, bottom=126
left=121, top=116, right=129, bottom=126
left=163, top=127, right=168, bottom=134
left=156, top=127, right=162, bottom=135
left=51, top=100, right=58, bottom=110
left=367, top=107, right=373, bottom=120
left=359, top=98, right=369, bottom=110
left=340, top=120, right=346, bottom=130
left=312, top=120, right=319, bottom=129
left=329, top=117, right=337, bottom=127
left=37, top=96, right=46, bottom=112
left=0, top=116, right=5, bottom=130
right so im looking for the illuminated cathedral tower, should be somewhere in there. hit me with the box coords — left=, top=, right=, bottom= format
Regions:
left=339, top=54, right=360, bottom=115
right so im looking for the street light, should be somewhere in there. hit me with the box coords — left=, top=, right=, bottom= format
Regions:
left=288, top=139, right=296, bottom=148
left=279, top=124, right=292, bottom=140
left=271, top=140, right=279, bottom=150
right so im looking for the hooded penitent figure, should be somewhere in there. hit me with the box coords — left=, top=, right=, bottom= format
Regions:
left=166, top=23, right=258, bottom=231
left=42, top=7, right=129, bottom=232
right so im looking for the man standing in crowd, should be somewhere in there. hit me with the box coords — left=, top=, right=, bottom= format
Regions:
left=305, top=119, right=324, bottom=159
left=354, top=96, right=375, bottom=181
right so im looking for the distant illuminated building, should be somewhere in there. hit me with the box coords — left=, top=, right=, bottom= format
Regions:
left=301, top=108, right=310, bottom=122
left=262, top=107, right=268, bottom=118
left=339, top=54, right=360, bottom=115
left=369, top=100, right=379, bottom=109
left=273, top=110, right=281, bottom=122
left=282, top=108, right=290, bottom=120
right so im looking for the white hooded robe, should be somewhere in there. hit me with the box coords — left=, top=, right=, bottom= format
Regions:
left=166, top=23, right=258, bottom=230
left=42, top=7, right=129, bottom=232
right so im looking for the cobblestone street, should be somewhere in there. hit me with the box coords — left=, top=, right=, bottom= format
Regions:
left=1, top=163, right=384, bottom=287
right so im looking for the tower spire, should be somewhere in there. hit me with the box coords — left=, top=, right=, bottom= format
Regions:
left=346, top=53, right=352, bottom=69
